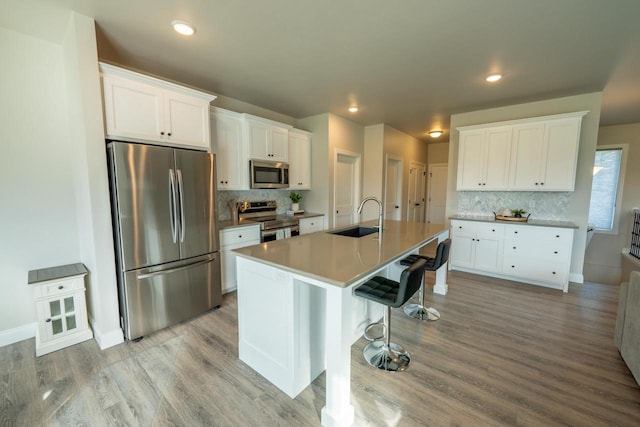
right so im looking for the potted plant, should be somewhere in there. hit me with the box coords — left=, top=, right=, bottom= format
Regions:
left=289, top=191, right=302, bottom=211
left=511, top=208, right=526, bottom=218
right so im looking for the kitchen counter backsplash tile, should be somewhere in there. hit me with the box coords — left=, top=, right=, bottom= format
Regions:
left=457, top=191, right=571, bottom=220
left=216, top=190, right=309, bottom=220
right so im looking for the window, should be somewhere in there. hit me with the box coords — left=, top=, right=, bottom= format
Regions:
left=588, top=145, right=627, bottom=233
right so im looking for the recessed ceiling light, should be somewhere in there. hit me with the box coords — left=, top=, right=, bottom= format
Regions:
left=486, top=74, right=502, bottom=82
left=348, top=106, right=359, bottom=113
left=428, top=130, right=443, bottom=138
left=171, top=20, right=195, bottom=36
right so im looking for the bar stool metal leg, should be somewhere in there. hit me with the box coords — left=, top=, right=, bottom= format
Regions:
left=362, top=305, right=411, bottom=371
left=403, top=272, right=441, bottom=321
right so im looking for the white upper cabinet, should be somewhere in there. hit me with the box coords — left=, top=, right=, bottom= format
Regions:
left=100, top=63, right=215, bottom=150
left=211, top=107, right=248, bottom=190
left=245, top=116, right=290, bottom=162
left=288, top=129, right=312, bottom=190
left=457, top=111, right=587, bottom=192
left=457, top=127, right=511, bottom=190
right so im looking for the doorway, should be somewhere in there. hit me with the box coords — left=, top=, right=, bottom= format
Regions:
left=384, top=156, right=402, bottom=221
left=426, top=163, right=448, bottom=224
left=407, top=162, right=426, bottom=222
left=334, top=150, right=361, bottom=227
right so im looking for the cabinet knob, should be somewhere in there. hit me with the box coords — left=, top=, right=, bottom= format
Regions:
left=478, top=183, right=482, bottom=186
left=160, top=131, right=165, bottom=136
left=238, top=235, right=242, bottom=238
left=540, top=182, right=544, bottom=186
left=555, top=235, right=560, bottom=238
left=514, top=231, right=518, bottom=234
left=46, top=318, right=51, bottom=323
left=58, top=285, right=64, bottom=290
left=511, top=265, right=515, bottom=268
left=482, top=183, right=486, bottom=186
left=554, top=251, right=558, bottom=254
left=552, top=271, right=556, bottom=274
left=477, top=239, right=480, bottom=242
left=458, top=226, right=462, bottom=229
left=534, top=182, right=539, bottom=185
left=513, top=246, right=516, bottom=249
left=168, top=132, right=172, bottom=136
left=472, top=238, right=475, bottom=241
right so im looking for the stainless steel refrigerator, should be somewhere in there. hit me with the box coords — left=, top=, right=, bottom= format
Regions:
left=107, top=141, right=222, bottom=340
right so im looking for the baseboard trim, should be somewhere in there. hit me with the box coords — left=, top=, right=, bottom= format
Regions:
left=569, top=273, right=584, bottom=284
left=0, top=322, right=36, bottom=348
left=90, top=317, right=124, bottom=350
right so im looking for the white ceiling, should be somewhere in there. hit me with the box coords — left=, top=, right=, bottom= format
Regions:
left=4, top=0, right=640, bottom=141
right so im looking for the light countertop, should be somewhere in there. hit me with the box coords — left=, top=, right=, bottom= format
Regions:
left=449, top=214, right=579, bottom=229
left=233, top=220, right=448, bottom=288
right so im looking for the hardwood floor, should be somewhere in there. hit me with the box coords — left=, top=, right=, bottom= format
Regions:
left=2, top=271, right=639, bottom=426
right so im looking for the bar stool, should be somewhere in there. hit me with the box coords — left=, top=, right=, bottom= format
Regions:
left=400, top=238, right=452, bottom=321
left=354, top=258, right=426, bottom=371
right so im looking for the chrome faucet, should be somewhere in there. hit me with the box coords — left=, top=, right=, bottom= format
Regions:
left=357, top=197, right=383, bottom=237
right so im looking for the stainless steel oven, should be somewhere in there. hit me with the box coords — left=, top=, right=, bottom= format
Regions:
left=250, top=160, right=289, bottom=189
left=237, top=200, right=300, bottom=242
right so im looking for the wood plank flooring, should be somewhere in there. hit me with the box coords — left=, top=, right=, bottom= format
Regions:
left=2, top=270, right=639, bottom=426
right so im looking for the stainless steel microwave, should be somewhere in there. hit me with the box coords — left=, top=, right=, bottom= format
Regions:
left=250, top=160, right=289, bottom=189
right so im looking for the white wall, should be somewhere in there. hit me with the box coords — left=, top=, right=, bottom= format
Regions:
left=362, top=124, right=384, bottom=221
left=445, top=92, right=603, bottom=283
left=428, top=141, right=449, bottom=165
left=62, top=13, right=123, bottom=348
left=585, top=122, right=640, bottom=285
left=0, top=27, right=80, bottom=343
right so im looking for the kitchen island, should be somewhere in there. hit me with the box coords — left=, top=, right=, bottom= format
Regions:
left=233, top=220, right=449, bottom=427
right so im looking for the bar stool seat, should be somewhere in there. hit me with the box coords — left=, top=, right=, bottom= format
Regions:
left=400, top=238, right=452, bottom=321
left=354, top=258, right=426, bottom=372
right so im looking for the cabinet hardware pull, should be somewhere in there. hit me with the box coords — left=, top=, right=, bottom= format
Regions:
left=58, top=285, right=64, bottom=290
left=160, top=131, right=165, bottom=135
left=472, top=238, right=475, bottom=241
left=492, top=229, right=495, bottom=232
left=238, top=235, right=242, bottom=238
left=482, top=183, right=486, bottom=186
left=552, top=271, right=556, bottom=274
left=555, top=235, right=560, bottom=238
left=514, top=231, right=518, bottom=234
left=46, top=318, right=51, bottom=323
left=513, top=246, right=516, bottom=249
left=554, top=251, right=558, bottom=254
left=535, top=182, right=539, bottom=185
left=541, top=182, right=544, bottom=186
left=478, top=183, right=481, bottom=186
left=168, top=132, right=172, bottom=136
left=511, top=265, right=515, bottom=268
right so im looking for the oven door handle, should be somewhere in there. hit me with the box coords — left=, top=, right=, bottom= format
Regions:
left=262, top=225, right=300, bottom=238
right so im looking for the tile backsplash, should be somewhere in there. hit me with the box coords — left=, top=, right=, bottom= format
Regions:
left=457, top=191, right=572, bottom=220
left=216, top=189, right=309, bottom=220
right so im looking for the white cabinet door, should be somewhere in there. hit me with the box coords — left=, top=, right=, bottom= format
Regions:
left=102, top=74, right=165, bottom=143
left=247, top=119, right=289, bottom=162
left=164, top=91, right=211, bottom=149
left=450, top=221, right=503, bottom=271
left=540, top=118, right=582, bottom=191
left=457, top=131, right=486, bottom=190
left=288, top=130, right=311, bottom=189
left=211, top=108, right=248, bottom=190
left=509, top=123, right=545, bottom=190
left=483, top=127, right=512, bottom=190
left=299, top=216, right=323, bottom=235
left=457, top=127, right=510, bottom=190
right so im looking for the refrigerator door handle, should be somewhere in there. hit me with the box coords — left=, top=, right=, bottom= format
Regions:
left=136, top=256, right=214, bottom=280
left=177, top=168, right=186, bottom=243
left=169, top=169, right=178, bottom=244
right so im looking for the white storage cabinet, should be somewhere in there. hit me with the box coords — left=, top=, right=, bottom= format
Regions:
left=28, top=263, right=93, bottom=356
left=456, top=111, right=587, bottom=192
left=211, top=107, right=248, bottom=190
left=100, top=63, right=215, bottom=150
left=502, top=225, right=574, bottom=289
left=245, top=116, right=290, bottom=162
left=457, top=127, right=511, bottom=190
left=299, top=216, right=324, bottom=235
left=220, top=225, right=261, bottom=293
left=450, top=220, right=504, bottom=272
left=288, top=129, right=312, bottom=190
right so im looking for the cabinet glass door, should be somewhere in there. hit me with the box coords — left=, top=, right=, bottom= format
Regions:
left=47, top=296, right=77, bottom=338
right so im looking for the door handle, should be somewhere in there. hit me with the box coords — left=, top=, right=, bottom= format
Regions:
left=169, top=169, right=178, bottom=244
left=137, top=256, right=215, bottom=279
left=177, top=169, right=185, bottom=243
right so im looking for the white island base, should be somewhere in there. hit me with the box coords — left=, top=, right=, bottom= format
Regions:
left=235, top=221, right=450, bottom=426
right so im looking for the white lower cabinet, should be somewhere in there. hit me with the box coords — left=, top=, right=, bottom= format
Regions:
left=28, top=264, right=93, bottom=356
left=299, top=216, right=324, bottom=235
left=450, top=221, right=504, bottom=272
left=220, top=225, right=261, bottom=293
left=450, top=220, right=575, bottom=292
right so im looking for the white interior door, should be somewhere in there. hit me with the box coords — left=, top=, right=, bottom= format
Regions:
left=427, top=163, right=448, bottom=224
left=334, top=152, right=360, bottom=227
left=407, top=162, right=426, bottom=222
left=384, top=157, right=402, bottom=221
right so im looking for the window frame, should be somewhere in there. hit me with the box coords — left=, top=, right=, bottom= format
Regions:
left=590, top=144, right=628, bottom=235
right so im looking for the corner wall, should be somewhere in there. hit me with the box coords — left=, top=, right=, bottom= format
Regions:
left=446, top=92, right=603, bottom=283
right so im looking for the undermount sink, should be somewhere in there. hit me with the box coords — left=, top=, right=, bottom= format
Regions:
left=328, top=226, right=378, bottom=238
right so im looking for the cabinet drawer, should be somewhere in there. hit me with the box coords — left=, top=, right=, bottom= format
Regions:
left=299, top=217, right=323, bottom=235
left=220, top=226, right=261, bottom=247
left=504, top=225, right=573, bottom=245
left=32, top=277, right=85, bottom=300
left=503, top=259, right=567, bottom=287
left=504, top=243, right=572, bottom=263
left=451, top=220, right=504, bottom=238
